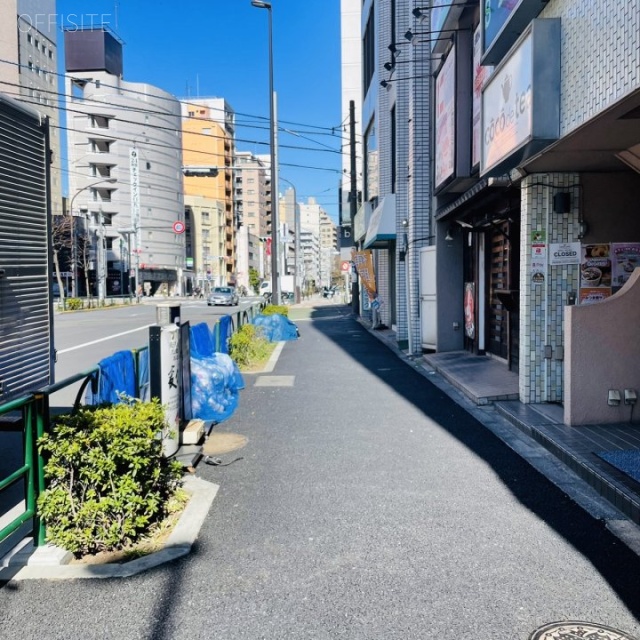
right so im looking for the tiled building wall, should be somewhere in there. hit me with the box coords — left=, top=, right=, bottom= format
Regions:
left=393, top=1, right=411, bottom=342
left=519, top=173, right=581, bottom=403
left=375, top=0, right=393, bottom=328
left=406, top=5, right=432, bottom=354
left=542, top=0, right=640, bottom=135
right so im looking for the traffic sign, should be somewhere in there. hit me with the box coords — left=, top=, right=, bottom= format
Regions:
left=172, top=221, right=186, bottom=234
left=341, top=260, right=350, bottom=272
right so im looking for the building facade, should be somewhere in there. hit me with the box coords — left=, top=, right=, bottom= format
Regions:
left=350, top=1, right=640, bottom=425
left=0, top=0, right=63, bottom=219
left=234, top=150, right=271, bottom=289
left=182, top=98, right=236, bottom=289
left=65, top=28, right=185, bottom=297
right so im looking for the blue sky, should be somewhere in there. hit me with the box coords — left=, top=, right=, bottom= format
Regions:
left=55, top=0, right=344, bottom=221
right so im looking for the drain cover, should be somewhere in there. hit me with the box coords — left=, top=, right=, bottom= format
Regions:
left=530, top=621, right=639, bottom=640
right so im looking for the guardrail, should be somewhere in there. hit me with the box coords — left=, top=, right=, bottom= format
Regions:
left=0, top=301, right=266, bottom=550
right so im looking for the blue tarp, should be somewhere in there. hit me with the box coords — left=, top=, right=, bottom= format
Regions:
left=190, top=322, right=215, bottom=357
left=85, top=350, right=136, bottom=405
left=191, top=352, right=244, bottom=423
left=189, top=321, right=245, bottom=423
left=252, top=313, right=299, bottom=342
left=215, top=315, right=233, bottom=354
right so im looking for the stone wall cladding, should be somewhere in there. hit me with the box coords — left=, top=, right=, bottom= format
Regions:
left=519, top=173, right=581, bottom=403
left=541, top=0, right=640, bottom=135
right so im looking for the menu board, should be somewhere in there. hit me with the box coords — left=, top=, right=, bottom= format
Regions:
left=579, top=244, right=612, bottom=305
left=611, top=243, right=640, bottom=291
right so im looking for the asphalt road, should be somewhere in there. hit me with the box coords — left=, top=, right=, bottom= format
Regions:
left=1, top=302, right=640, bottom=639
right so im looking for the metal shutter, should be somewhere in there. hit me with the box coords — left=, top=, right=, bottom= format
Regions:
left=0, top=95, right=53, bottom=402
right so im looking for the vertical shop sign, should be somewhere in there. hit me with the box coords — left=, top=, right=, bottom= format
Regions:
left=464, top=282, right=476, bottom=339
left=531, top=229, right=546, bottom=285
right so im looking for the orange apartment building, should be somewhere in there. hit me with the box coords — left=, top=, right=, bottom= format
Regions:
left=181, top=98, right=236, bottom=290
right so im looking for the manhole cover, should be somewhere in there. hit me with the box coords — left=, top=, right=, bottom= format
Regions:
left=202, top=433, right=248, bottom=455
left=530, top=621, right=639, bottom=640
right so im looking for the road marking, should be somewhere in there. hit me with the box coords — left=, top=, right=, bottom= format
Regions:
left=56, top=325, right=154, bottom=354
left=254, top=375, right=295, bottom=387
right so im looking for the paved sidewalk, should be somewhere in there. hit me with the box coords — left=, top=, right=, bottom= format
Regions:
left=362, top=316, right=640, bottom=536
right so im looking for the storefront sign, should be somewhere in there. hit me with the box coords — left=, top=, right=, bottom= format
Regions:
left=473, top=26, right=493, bottom=168
left=482, top=0, right=550, bottom=65
left=481, top=19, right=560, bottom=177
left=549, top=242, right=581, bottom=266
left=435, top=45, right=456, bottom=189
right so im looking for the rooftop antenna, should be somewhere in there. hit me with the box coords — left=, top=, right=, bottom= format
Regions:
left=196, top=74, right=200, bottom=97
left=114, top=0, right=119, bottom=30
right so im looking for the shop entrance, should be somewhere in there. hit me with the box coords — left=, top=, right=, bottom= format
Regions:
left=486, top=220, right=520, bottom=372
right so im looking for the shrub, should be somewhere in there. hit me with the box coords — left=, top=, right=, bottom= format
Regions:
left=37, top=398, right=183, bottom=556
left=65, top=298, right=83, bottom=311
left=262, top=304, right=289, bottom=317
left=229, top=324, right=272, bottom=368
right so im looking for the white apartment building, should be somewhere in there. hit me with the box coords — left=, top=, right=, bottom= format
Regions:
left=65, top=28, right=185, bottom=297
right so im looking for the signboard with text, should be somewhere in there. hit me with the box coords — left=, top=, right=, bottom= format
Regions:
left=435, top=45, right=456, bottom=189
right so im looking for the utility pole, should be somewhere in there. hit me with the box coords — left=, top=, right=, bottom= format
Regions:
left=349, top=100, right=360, bottom=315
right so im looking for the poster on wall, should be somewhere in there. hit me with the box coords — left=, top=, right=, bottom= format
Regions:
left=464, top=282, right=475, bottom=339
left=549, top=242, right=581, bottom=266
left=531, top=229, right=546, bottom=285
left=579, top=243, right=612, bottom=304
left=611, top=243, right=640, bottom=291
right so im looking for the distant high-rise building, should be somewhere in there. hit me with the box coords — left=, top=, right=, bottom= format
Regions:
left=234, top=151, right=271, bottom=287
left=65, top=27, right=185, bottom=296
left=182, top=98, right=236, bottom=289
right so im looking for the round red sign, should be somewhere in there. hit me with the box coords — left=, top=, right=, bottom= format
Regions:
left=172, top=221, right=185, bottom=234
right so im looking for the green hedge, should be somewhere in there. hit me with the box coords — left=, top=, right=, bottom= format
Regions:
left=37, top=398, right=183, bottom=556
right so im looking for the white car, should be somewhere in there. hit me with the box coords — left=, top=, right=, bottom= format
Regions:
left=207, top=286, right=239, bottom=306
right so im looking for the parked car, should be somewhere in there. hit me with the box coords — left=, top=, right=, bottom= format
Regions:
left=207, top=286, right=239, bottom=306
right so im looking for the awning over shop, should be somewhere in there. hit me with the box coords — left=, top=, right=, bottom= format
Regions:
left=363, top=194, right=396, bottom=249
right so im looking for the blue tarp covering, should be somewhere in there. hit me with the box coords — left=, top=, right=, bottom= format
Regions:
left=86, top=350, right=136, bottom=405
left=189, top=321, right=245, bottom=423
left=191, top=352, right=244, bottom=423
left=215, top=315, right=233, bottom=354
left=190, top=322, right=215, bottom=357
left=252, top=313, right=299, bottom=342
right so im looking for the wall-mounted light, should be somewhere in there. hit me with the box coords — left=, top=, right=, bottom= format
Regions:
left=624, top=389, right=638, bottom=405
left=445, top=226, right=454, bottom=242
left=608, top=389, right=621, bottom=406
left=404, top=27, right=468, bottom=46
left=412, top=2, right=476, bottom=24
left=380, top=75, right=431, bottom=89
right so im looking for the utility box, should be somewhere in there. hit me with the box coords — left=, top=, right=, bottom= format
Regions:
left=0, top=94, right=53, bottom=403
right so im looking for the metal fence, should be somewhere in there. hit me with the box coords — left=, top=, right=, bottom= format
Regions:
left=0, top=304, right=265, bottom=550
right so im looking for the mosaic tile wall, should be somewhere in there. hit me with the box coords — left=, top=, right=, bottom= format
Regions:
left=541, top=0, right=640, bottom=136
left=519, top=173, right=581, bottom=404
left=405, top=7, right=433, bottom=355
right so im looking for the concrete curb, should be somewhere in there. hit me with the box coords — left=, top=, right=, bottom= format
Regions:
left=0, top=475, right=218, bottom=581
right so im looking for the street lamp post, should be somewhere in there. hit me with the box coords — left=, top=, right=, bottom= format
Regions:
left=251, top=0, right=280, bottom=305
left=68, top=177, right=116, bottom=298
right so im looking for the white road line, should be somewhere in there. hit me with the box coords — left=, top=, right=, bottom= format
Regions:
left=56, top=324, right=154, bottom=355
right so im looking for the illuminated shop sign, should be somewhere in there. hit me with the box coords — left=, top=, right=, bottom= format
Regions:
left=482, top=0, right=550, bottom=65
left=481, top=19, right=560, bottom=177
left=435, top=45, right=456, bottom=189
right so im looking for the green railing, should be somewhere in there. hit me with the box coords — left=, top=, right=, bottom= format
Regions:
left=0, top=303, right=265, bottom=549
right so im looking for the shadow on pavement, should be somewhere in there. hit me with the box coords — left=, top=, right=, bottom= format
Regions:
left=303, top=302, right=640, bottom=620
